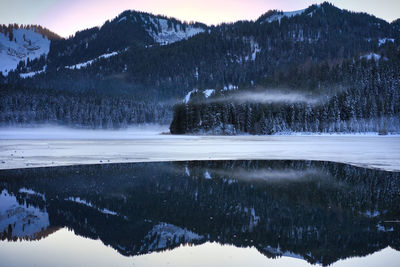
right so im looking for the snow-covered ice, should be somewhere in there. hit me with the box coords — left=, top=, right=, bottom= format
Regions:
left=0, top=126, right=399, bottom=172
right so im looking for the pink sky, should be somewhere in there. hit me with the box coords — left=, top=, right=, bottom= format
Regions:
left=38, top=0, right=322, bottom=37
left=1, top=0, right=399, bottom=37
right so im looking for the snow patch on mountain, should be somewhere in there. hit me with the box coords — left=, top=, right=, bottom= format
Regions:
left=19, top=65, right=46, bottom=78
left=378, top=38, right=394, bottom=46
left=203, top=89, right=215, bottom=98
left=65, top=51, right=118, bottom=70
left=361, top=53, right=384, bottom=61
left=118, top=16, right=127, bottom=23
left=204, top=170, right=212, bottom=179
left=263, top=9, right=306, bottom=24
left=362, top=210, right=380, bottom=218
left=145, top=17, right=205, bottom=45
left=19, top=187, right=46, bottom=201
left=184, top=89, right=197, bottom=103
left=377, top=223, right=394, bottom=232
left=249, top=38, right=261, bottom=61
left=0, top=28, right=50, bottom=76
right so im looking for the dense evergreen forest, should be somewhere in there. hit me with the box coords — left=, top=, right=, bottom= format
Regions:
left=0, top=86, right=172, bottom=128
left=170, top=53, right=400, bottom=134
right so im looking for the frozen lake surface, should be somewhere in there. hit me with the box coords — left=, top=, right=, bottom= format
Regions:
left=0, top=126, right=399, bottom=171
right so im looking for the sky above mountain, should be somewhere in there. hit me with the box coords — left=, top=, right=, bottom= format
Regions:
left=1, top=0, right=399, bottom=38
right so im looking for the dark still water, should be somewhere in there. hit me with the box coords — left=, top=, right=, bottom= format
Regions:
left=0, top=161, right=399, bottom=267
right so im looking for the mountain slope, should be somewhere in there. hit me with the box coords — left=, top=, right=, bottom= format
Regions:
left=0, top=24, right=60, bottom=76
left=10, top=3, right=399, bottom=95
left=1, top=2, right=400, bottom=130
left=43, top=10, right=207, bottom=70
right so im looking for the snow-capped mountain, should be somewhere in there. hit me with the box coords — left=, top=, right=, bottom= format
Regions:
left=10, top=2, right=398, bottom=83
left=0, top=25, right=59, bottom=76
left=42, top=10, right=207, bottom=70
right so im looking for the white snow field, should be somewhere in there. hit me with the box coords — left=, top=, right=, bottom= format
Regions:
left=0, top=126, right=399, bottom=172
left=0, top=28, right=50, bottom=76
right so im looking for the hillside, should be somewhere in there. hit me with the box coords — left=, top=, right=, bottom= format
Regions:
left=5, top=3, right=398, bottom=95
left=1, top=2, right=399, bottom=131
left=0, top=24, right=61, bottom=77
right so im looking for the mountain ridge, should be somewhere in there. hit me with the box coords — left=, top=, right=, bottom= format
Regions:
left=3, top=2, right=399, bottom=79
left=1, top=2, right=399, bottom=132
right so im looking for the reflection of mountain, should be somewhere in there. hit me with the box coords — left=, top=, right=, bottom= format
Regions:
left=0, top=161, right=399, bottom=265
left=139, top=222, right=204, bottom=254
left=0, top=189, right=59, bottom=241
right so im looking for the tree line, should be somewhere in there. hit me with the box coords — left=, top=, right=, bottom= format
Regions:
left=0, top=86, right=172, bottom=128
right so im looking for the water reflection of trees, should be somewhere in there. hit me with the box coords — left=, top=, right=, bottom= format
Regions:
left=0, top=160, right=399, bottom=266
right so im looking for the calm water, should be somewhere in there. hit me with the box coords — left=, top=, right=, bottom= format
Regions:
left=0, top=161, right=399, bottom=266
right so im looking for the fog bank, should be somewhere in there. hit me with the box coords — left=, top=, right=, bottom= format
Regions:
left=0, top=124, right=169, bottom=140
left=208, top=90, right=323, bottom=105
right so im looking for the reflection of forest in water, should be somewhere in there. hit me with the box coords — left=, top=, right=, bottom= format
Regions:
left=0, top=160, right=399, bottom=266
